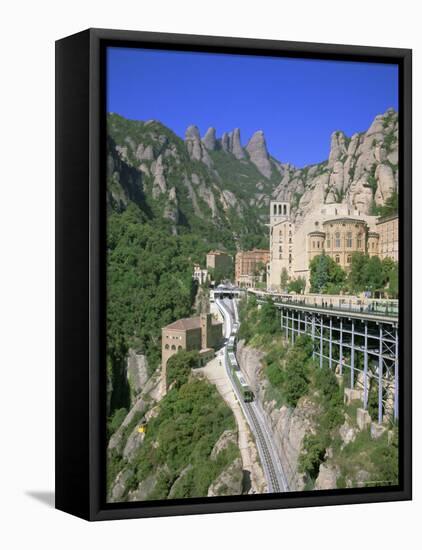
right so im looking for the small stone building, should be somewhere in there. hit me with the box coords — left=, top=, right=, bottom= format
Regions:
left=235, top=249, right=270, bottom=287
left=206, top=250, right=232, bottom=271
left=161, top=313, right=223, bottom=369
left=376, top=214, right=398, bottom=261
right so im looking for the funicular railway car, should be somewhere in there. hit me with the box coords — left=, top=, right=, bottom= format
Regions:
left=233, top=370, right=254, bottom=402
left=227, top=335, right=236, bottom=353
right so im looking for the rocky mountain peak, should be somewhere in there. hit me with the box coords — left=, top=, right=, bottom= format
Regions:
left=328, top=130, right=348, bottom=168
left=231, top=128, right=246, bottom=160
left=202, top=127, right=217, bottom=150
left=185, top=125, right=212, bottom=167
left=246, top=130, right=272, bottom=178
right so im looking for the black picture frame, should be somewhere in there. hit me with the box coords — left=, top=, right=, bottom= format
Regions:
left=55, top=28, right=412, bottom=521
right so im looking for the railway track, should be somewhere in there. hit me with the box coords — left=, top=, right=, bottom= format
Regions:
left=245, top=402, right=281, bottom=492
left=216, top=297, right=288, bottom=493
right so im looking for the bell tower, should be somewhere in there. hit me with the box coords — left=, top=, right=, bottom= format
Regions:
left=270, top=201, right=290, bottom=226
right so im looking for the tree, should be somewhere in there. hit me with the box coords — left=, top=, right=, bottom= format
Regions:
left=382, top=257, right=399, bottom=298
left=309, top=253, right=346, bottom=293
left=378, top=190, right=398, bottom=218
left=283, top=335, right=312, bottom=407
left=288, top=276, right=306, bottom=294
left=348, top=252, right=369, bottom=293
left=166, top=350, right=200, bottom=389
left=364, top=256, right=386, bottom=294
left=280, top=268, right=289, bottom=292
left=258, top=297, right=279, bottom=335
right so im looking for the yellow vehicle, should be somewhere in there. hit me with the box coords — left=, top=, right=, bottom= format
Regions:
left=137, top=422, right=147, bottom=434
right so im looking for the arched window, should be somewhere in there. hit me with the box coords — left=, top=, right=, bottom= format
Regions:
left=317, top=241, right=320, bottom=249
left=278, top=204, right=282, bottom=215
left=171, top=345, right=176, bottom=350
left=178, top=345, right=182, bottom=351
left=273, top=204, right=277, bottom=216
left=335, top=232, right=341, bottom=248
left=357, top=233, right=362, bottom=249
left=283, top=204, right=287, bottom=215
left=165, top=344, right=169, bottom=350
left=346, top=232, right=352, bottom=248
left=313, top=241, right=316, bottom=249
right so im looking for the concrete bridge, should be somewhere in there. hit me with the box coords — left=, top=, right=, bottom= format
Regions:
left=251, top=292, right=399, bottom=425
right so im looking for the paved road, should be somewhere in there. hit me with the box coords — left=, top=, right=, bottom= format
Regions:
left=216, top=298, right=289, bottom=493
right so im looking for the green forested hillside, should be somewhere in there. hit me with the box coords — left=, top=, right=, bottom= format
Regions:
left=106, top=114, right=277, bottom=417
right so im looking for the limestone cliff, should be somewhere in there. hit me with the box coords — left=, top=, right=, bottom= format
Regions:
left=273, top=109, right=398, bottom=221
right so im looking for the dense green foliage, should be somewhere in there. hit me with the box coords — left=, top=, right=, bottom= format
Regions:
left=280, top=268, right=289, bottom=291
left=166, top=350, right=200, bottom=389
left=309, top=253, right=346, bottom=293
left=121, top=378, right=239, bottom=500
left=309, top=252, right=398, bottom=297
left=107, top=204, right=201, bottom=416
left=288, top=276, right=306, bottom=294
left=348, top=252, right=398, bottom=297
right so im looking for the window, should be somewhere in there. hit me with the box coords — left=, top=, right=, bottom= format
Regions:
left=346, top=232, right=352, bottom=248
left=326, top=233, right=331, bottom=248
left=165, top=344, right=169, bottom=349
left=283, top=204, right=287, bottom=215
left=347, top=254, right=352, bottom=264
left=289, top=238, right=292, bottom=244
left=317, top=241, right=320, bottom=249
left=171, top=345, right=176, bottom=350
left=289, top=254, right=292, bottom=264
left=273, top=204, right=277, bottom=216
left=279, top=246, right=282, bottom=253
left=335, top=232, right=340, bottom=248
left=335, top=255, right=340, bottom=264
left=357, top=233, right=362, bottom=248
left=372, top=241, right=375, bottom=250
left=178, top=345, right=182, bottom=350
left=313, top=241, right=316, bottom=249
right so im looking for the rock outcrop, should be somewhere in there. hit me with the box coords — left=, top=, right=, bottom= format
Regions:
left=207, top=458, right=243, bottom=497
left=185, top=125, right=213, bottom=167
left=246, top=130, right=272, bottom=178
left=202, top=127, right=217, bottom=150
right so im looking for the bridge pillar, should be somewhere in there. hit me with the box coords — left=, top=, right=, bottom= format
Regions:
left=329, top=317, right=333, bottom=369
left=378, top=324, right=383, bottom=424
left=351, top=319, right=355, bottom=388
left=311, top=315, right=315, bottom=359
left=363, top=321, right=368, bottom=410
left=394, top=328, right=399, bottom=420
left=319, top=316, right=323, bottom=369
left=291, top=311, right=295, bottom=344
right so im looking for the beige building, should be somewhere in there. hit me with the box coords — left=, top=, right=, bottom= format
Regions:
left=267, top=201, right=381, bottom=291
left=235, top=249, right=270, bottom=287
left=206, top=250, right=232, bottom=271
left=376, top=214, right=399, bottom=261
left=268, top=201, right=295, bottom=289
left=308, top=217, right=371, bottom=270
left=193, top=264, right=209, bottom=285
left=161, top=313, right=222, bottom=371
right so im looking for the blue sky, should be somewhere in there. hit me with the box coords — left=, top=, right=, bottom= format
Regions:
left=107, top=47, right=398, bottom=167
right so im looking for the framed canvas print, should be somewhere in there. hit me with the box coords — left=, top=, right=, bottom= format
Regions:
left=55, top=28, right=412, bottom=521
